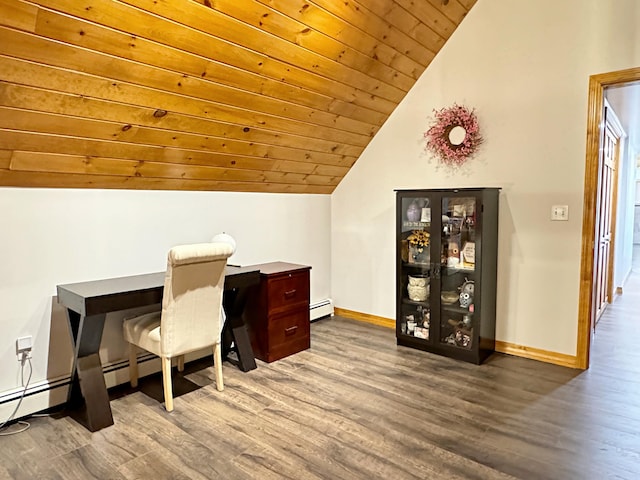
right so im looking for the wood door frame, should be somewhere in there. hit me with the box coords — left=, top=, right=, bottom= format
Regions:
left=577, top=67, right=640, bottom=369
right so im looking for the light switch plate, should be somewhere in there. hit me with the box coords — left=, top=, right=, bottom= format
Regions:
left=551, top=205, right=569, bottom=221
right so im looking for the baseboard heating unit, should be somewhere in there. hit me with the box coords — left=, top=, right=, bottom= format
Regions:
left=310, top=299, right=334, bottom=321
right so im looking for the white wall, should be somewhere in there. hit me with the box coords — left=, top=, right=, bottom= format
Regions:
left=604, top=93, right=635, bottom=287
left=0, top=187, right=330, bottom=418
left=331, top=0, right=640, bottom=356
left=614, top=137, right=637, bottom=284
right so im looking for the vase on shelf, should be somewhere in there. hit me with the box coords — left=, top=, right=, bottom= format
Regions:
left=408, top=244, right=429, bottom=265
left=406, top=201, right=421, bottom=222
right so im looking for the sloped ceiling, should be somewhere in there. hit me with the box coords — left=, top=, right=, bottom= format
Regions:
left=0, top=0, right=476, bottom=193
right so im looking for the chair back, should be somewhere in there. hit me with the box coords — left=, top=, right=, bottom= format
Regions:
left=160, top=242, right=233, bottom=357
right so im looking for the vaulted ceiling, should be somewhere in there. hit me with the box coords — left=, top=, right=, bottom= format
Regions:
left=0, top=0, right=476, bottom=193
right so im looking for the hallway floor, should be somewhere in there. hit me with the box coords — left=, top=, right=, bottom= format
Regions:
left=593, top=244, right=640, bottom=362
left=580, top=243, right=640, bottom=477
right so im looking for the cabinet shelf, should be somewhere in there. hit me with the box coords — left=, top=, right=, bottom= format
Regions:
left=399, top=332, right=430, bottom=342
left=442, top=264, right=475, bottom=273
left=441, top=304, right=473, bottom=315
left=441, top=340, right=473, bottom=351
left=396, top=188, right=499, bottom=364
left=403, top=262, right=431, bottom=269
left=402, top=297, right=430, bottom=307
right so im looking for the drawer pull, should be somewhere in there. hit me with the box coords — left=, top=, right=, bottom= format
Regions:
left=284, top=289, right=297, bottom=299
left=284, top=326, right=298, bottom=336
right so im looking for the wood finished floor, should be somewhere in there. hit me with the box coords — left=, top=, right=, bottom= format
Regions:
left=2, top=256, right=640, bottom=479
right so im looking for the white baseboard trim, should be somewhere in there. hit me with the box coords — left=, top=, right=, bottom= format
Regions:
left=0, top=351, right=203, bottom=423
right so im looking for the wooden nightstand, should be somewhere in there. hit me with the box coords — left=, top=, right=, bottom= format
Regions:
left=243, top=262, right=311, bottom=362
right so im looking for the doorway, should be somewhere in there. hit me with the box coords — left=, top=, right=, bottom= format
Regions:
left=593, top=101, right=624, bottom=326
left=578, top=67, right=640, bottom=369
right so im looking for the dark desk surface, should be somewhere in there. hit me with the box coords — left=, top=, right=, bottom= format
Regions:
left=58, top=272, right=164, bottom=300
left=57, top=265, right=259, bottom=316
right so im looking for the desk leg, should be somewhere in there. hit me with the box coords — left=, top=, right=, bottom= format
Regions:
left=226, top=321, right=257, bottom=372
left=66, top=310, right=113, bottom=432
left=222, top=288, right=257, bottom=372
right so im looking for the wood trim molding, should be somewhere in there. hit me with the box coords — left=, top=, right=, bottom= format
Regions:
left=577, top=66, right=640, bottom=370
left=334, top=307, right=578, bottom=367
left=333, top=307, right=396, bottom=329
left=577, top=75, right=604, bottom=370
left=494, top=341, right=579, bottom=369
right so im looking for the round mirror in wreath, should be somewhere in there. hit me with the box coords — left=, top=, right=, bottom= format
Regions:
left=424, top=104, right=483, bottom=168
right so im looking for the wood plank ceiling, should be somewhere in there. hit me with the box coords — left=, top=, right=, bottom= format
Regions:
left=0, top=0, right=476, bottom=193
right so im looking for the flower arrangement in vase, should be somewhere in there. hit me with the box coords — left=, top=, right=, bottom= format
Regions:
left=407, top=230, right=430, bottom=264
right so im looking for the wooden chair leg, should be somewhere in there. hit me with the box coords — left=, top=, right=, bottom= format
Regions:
left=129, top=344, right=139, bottom=388
left=161, top=357, right=174, bottom=412
left=177, top=355, right=185, bottom=372
left=213, top=343, right=224, bottom=391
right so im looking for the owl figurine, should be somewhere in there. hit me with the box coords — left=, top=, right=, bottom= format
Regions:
left=459, top=279, right=474, bottom=308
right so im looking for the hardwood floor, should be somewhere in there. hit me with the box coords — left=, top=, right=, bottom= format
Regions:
left=2, top=260, right=640, bottom=479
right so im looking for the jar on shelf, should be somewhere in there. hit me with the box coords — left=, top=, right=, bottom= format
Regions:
left=408, top=244, right=429, bottom=265
left=407, top=275, right=429, bottom=301
left=406, top=201, right=421, bottom=222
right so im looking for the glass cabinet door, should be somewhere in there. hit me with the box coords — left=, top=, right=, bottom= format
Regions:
left=397, top=187, right=498, bottom=364
left=398, top=195, right=433, bottom=342
left=438, top=194, right=477, bottom=350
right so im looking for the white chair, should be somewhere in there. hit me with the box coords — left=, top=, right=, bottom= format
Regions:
left=123, top=242, right=233, bottom=411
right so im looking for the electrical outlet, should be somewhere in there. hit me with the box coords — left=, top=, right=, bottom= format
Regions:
left=16, top=336, right=32, bottom=360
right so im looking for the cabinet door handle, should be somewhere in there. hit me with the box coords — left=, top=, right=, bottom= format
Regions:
left=284, top=326, right=298, bottom=336
left=284, top=289, right=297, bottom=299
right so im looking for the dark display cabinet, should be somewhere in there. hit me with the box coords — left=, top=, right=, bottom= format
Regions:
left=395, top=188, right=499, bottom=364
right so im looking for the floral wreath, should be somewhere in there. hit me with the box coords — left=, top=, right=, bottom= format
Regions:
left=424, top=104, right=482, bottom=167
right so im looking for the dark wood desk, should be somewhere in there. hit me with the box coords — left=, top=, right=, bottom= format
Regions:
left=57, top=265, right=260, bottom=432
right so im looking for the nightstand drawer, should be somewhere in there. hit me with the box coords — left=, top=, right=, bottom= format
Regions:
left=263, top=308, right=310, bottom=362
left=267, top=271, right=310, bottom=312
left=268, top=307, right=310, bottom=347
